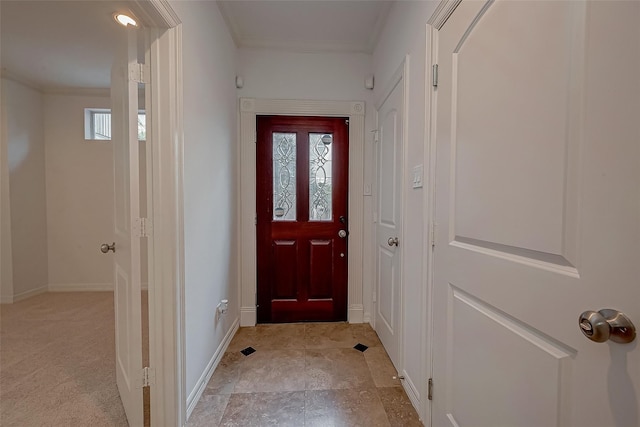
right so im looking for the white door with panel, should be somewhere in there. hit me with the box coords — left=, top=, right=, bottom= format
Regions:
left=431, top=1, right=639, bottom=426
left=111, top=27, right=144, bottom=427
left=375, top=70, right=405, bottom=370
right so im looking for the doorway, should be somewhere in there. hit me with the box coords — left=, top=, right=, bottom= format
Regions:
left=256, top=116, right=349, bottom=323
left=239, top=99, right=366, bottom=327
left=1, top=1, right=184, bottom=424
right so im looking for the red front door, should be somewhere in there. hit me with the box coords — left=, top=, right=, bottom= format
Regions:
left=257, top=116, right=349, bottom=323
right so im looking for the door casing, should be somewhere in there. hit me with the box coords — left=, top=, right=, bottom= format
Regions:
left=126, top=2, right=185, bottom=425
left=239, top=98, right=366, bottom=326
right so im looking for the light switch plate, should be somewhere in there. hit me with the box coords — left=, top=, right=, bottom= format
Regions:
left=412, top=164, right=423, bottom=188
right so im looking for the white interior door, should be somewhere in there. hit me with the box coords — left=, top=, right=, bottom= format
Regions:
left=431, top=1, right=640, bottom=426
left=111, top=27, right=144, bottom=427
left=375, top=71, right=404, bottom=370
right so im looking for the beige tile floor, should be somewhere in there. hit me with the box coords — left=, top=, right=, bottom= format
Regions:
left=188, top=323, right=423, bottom=427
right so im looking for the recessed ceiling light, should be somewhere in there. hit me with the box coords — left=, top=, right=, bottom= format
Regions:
left=114, top=13, right=137, bottom=27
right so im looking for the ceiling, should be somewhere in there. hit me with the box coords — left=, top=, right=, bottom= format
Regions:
left=217, top=0, right=393, bottom=53
left=0, top=0, right=133, bottom=92
left=1, top=1, right=393, bottom=91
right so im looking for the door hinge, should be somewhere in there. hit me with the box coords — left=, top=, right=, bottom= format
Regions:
left=432, top=64, right=439, bottom=88
left=129, top=63, right=149, bottom=84
left=142, top=366, right=155, bottom=387
left=371, top=129, right=379, bottom=143
left=428, top=378, right=434, bottom=400
left=134, top=217, right=152, bottom=238
left=429, top=222, right=437, bottom=248
left=255, top=213, right=257, bottom=226
left=345, top=119, right=350, bottom=126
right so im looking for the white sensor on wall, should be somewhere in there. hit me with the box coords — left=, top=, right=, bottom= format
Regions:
left=365, top=75, right=374, bottom=90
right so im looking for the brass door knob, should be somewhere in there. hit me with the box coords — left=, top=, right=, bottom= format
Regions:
left=100, top=242, right=116, bottom=253
left=579, top=309, right=636, bottom=344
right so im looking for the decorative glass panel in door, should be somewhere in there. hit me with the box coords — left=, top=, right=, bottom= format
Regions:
left=309, top=133, right=333, bottom=221
left=272, top=132, right=297, bottom=221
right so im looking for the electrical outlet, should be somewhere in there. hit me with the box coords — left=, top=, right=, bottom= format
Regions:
left=217, top=299, right=229, bottom=314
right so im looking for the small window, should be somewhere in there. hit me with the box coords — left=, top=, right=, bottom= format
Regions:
left=84, top=108, right=146, bottom=141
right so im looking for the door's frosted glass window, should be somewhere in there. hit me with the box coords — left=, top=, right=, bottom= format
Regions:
left=273, top=132, right=297, bottom=221
left=309, top=133, right=333, bottom=221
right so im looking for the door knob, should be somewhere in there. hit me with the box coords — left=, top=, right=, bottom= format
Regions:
left=100, top=242, right=116, bottom=253
left=578, top=309, right=636, bottom=343
left=338, top=230, right=348, bottom=238
left=387, top=237, right=399, bottom=246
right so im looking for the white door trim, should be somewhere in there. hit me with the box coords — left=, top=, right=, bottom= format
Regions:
left=422, top=20, right=440, bottom=426
left=421, top=4, right=462, bottom=424
left=420, top=5, right=463, bottom=424
left=239, top=98, right=366, bottom=326
left=132, top=1, right=185, bottom=425
left=428, top=0, right=462, bottom=30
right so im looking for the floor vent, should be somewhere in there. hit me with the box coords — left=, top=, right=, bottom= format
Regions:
left=353, top=343, right=368, bottom=352
left=240, top=346, right=256, bottom=356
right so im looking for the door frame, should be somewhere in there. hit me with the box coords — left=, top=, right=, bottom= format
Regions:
left=239, top=98, right=366, bottom=326
left=422, top=2, right=460, bottom=424
left=129, top=1, right=185, bottom=425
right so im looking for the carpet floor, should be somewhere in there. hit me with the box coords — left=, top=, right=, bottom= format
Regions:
left=1, top=292, right=130, bottom=426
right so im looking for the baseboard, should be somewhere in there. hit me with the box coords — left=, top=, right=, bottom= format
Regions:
left=0, top=294, right=14, bottom=304
left=348, top=304, right=364, bottom=323
left=186, top=317, right=239, bottom=420
left=402, top=369, right=421, bottom=416
left=240, top=306, right=256, bottom=326
left=48, top=282, right=148, bottom=292
left=11, top=285, right=48, bottom=303
left=48, top=283, right=113, bottom=292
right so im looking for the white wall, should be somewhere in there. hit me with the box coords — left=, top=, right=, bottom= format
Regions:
left=237, top=48, right=377, bottom=320
left=43, top=93, right=114, bottom=290
left=372, top=0, right=439, bottom=418
left=1, top=78, right=49, bottom=300
left=169, top=0, right=239, bottom=406
left=237, top=49, right=373, bottom=102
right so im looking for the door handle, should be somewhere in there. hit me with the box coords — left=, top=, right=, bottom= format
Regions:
left=100, top=242, right=116, bottom=254
left=387, top=237, right=399, bottom=247
left=578, top=309, right=636, bottom=343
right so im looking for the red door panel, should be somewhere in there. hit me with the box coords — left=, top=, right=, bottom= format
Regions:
left=257, top=116, right=349, bottom=323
